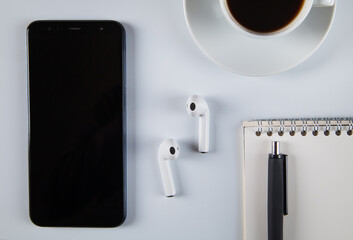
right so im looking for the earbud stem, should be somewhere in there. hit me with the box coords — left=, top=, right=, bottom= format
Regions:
left=199, top=110, right=209, bottom=153
left=158, top=158, right=176, bottom=197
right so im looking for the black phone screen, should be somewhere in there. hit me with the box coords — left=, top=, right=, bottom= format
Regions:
left=27, top=21, right=126, bottom=227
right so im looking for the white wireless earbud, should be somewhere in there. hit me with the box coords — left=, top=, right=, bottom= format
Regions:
left=158, top=139, right=180, bottom=197
left=186, top=95, right=210, bottom=153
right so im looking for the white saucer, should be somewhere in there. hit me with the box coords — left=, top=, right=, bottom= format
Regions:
left=183, top=0, right=336, bottom=76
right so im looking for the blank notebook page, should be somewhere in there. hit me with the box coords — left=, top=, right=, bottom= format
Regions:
left=243, top=124, right=353, bottom=240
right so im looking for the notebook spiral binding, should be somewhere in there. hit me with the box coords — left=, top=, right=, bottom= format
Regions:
left=243, top=118, right=353, bottom=137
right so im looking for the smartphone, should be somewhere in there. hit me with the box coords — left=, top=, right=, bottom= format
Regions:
left=27, top=21, right=126, bottom=227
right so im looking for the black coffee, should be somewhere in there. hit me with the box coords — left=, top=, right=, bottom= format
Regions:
left=226, top=0, right=305, bottom=33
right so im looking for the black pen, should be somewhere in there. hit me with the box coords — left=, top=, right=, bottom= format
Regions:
left=268, top=141, right=288, bottom=240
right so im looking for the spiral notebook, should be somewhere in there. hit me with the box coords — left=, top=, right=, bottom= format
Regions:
left=243, top=118, right=353, bottom=240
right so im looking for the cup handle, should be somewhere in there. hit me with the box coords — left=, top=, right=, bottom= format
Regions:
left=313, top=0, right=335, bottom=7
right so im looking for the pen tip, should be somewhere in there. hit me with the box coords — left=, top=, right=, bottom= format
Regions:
left=272, top=141, right=280, bottom=155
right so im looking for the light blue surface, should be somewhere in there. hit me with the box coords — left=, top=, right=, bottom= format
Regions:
left=0, top=0, right=352, bottom=239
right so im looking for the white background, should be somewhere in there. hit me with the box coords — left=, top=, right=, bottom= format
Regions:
left=0, top=0, right=352, bottom=239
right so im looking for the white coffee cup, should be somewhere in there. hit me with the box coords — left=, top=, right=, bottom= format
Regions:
left=220, top=0, right=335, bottom=38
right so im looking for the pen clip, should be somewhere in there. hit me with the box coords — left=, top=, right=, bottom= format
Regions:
left=283, top=155, right=288, bottom=216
